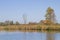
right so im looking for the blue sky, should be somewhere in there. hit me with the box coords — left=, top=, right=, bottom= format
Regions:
left=0, top=0, right=60, bottom=23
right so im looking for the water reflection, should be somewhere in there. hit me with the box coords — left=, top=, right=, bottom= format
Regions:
left=0, top=30, right=60, bottom=40
left=46, top=32, right=55, bottom=40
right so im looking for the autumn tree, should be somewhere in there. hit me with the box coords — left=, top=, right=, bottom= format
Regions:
left=45, top=7, right=56, bottom=24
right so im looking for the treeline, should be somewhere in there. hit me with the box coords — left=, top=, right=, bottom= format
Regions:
left=0, top=20, right=20, bottom=26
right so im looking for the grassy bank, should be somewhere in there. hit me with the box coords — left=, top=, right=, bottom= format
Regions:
left=0, top=24, right=60, bottom=31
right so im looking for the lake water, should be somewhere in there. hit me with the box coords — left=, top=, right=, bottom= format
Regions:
left=0, top=31, right=60, bottom=40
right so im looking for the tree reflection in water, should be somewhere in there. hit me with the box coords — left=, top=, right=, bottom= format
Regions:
left=46, top=31, right=55, bottom=40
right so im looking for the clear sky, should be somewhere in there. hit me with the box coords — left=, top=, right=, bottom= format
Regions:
left=0, top=0, right=60, bottom=23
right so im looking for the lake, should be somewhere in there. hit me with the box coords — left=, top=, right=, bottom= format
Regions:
left=0, top=31, right=60, bottom=40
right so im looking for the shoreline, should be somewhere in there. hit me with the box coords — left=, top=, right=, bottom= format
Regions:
left=0, top=24, right=60, bottom=31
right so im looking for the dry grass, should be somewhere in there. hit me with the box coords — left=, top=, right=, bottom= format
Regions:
left=0, top=24, right=60, bottom=31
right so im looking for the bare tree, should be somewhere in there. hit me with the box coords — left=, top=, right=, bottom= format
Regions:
left=23, top=13, right=27, bottom=24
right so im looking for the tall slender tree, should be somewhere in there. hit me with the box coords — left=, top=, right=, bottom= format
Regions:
left=23, top=13, right=27, bottom=24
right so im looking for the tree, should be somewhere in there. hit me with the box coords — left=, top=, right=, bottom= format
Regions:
left=23, top=14, right=27, bottom=24
left=0, top=22, right=5, bottom=26
left=10, top=21, right=14, bottom=25
left=45, top=7, right=56, bottom=24
left=15, top=21, right=20, bottom=25
left=4, top=21, right=10, bottom=25
left=4, top=20, right=14, bottom=25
